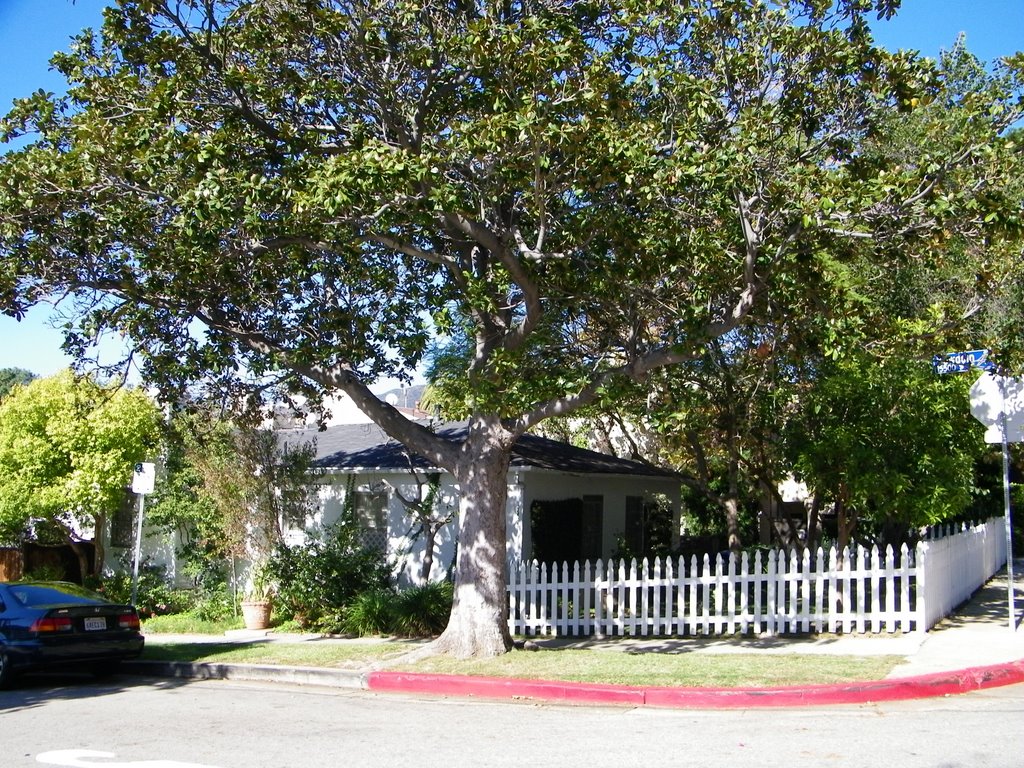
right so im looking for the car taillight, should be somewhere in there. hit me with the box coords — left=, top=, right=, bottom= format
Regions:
left=118, top=613, right=141, bottom=630
left=31, top=616, right=74, bottom=633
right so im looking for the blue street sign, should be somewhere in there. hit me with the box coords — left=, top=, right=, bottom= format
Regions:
left=932, top=349, right=996, bottom=375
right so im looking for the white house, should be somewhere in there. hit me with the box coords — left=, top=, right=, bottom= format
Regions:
left=112, top=418, right=681, bottom=589
left=285, top=421, right=682, bottom=586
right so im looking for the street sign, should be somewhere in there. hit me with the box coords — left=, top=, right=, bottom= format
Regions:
left=969, top=374, right=1024, bottom=444
left=132, top=462, right=156, bottom=495
left=932, top=348, right=996, bottom=375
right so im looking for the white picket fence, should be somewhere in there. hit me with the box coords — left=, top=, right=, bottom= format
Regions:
left=507, top=516, right=1008, bottom=638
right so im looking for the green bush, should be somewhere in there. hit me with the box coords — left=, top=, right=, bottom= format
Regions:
left=99, top=562, right=191, bottom=617
left=336, top=581, right=452, bottom=638
left=392, top=581, right=452, bottom=637
left=267, top=523, right=391, bottom=628
left=191, top=580, right=237, bottom=622
left=23, top=563, right=66, bottom=582
left=342, top=588, right=398, bottom=636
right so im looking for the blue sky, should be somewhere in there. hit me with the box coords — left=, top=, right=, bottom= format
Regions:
left=0, top=0, right=1021, bottom=377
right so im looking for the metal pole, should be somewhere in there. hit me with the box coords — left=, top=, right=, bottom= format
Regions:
left=999, top=376, right=1017, bottom=630
left=130, top=492, right=146, bottom=607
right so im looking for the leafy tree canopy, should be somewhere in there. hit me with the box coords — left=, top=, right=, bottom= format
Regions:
left=0, top=0, right=1021, bottom=655
left=0, top=370, right=161, bottom=577
left=0, top=367, right=36, bottom=399
left=784, top=354, right=986, bottom=550
left=147, top=407, right=317, bottom=578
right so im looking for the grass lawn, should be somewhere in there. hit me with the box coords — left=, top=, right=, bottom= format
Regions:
left=140, top=635, right=903, bottom=687
left=392, top=648, right=903, bottom=687
left=142, top=614, right=246, bottom=635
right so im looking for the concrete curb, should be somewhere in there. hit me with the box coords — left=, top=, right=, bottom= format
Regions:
left=366, top=660, right=1024, bottom=708
left=123, top=658, right=1024, bottom=709
left=123, top=660, right=366, bottom=689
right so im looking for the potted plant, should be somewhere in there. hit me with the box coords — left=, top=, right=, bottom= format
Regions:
left=240, top=564, right=274, bottom=630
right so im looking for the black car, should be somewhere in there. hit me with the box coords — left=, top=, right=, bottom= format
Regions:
left=0, top=581, right=144, bottom=687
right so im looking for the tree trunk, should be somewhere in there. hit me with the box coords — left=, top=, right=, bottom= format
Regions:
left=420, top=525, right=436, bottom=584
left=433, top=417, right=515, bottom=658
left=834, top=484, right=857, bottom=570
left=805, top=495, right=821, bottom=551
left=723, top=497, right=742, bottom=553
left=92, top=512, right=106, bottom=580
left=67, top=539, right=91, bottom=584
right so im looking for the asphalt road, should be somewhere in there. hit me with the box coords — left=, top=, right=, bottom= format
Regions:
left=2, top=673, right=1023, bottom=768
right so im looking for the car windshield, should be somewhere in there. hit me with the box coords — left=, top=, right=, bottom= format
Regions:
left=8, top=583, right=105, bottom=608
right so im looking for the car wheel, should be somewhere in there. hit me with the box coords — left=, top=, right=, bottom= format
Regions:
left=0, top=649, right=13, bottom=689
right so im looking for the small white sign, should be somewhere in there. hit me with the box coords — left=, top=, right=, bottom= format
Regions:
left=969, top=373, right=1024, bottom=444
left=131, top=462, right=156, bottom=495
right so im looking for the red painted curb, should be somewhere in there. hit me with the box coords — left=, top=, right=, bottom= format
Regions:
left=366, top=659, right=1024, bottom=709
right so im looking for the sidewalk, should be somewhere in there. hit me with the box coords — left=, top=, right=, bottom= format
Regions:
left=130, top=561, right=1024, bottom=708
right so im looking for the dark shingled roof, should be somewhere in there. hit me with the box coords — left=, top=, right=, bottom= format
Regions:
left=283, top=421, right=676, bottom=479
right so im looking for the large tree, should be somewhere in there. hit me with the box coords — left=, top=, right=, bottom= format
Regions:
left=147, top=407, right=318, bottom=579
left=784, top=354, right=985, bottom=554
left=0, top=367, right=36, bottom=399
left=1, top=1, right=1021, bottom=656
left=0, top=370, right=160, bottom=580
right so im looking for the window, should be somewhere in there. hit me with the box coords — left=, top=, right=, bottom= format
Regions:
left=623, top=495, right=674, bottom=559
left=354, top=490, right=388, bottom=553
left=581, top=495, right=604, bottom=561
left=530, top=495, right=605, bottom=564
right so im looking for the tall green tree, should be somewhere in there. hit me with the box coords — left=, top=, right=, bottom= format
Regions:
left=784, top=355, right=985, bottom=554
left=0, top=367, right=36, bottom=399
left=0, top=370, right=160, bottom=579
left=543, top=41, right=1024, bottom=552
left=1, top=1, right=1021, bottom=655
left=146, top=407, right=317, bottom=587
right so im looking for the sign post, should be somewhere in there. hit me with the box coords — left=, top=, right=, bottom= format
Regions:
left=130, top=462, right=156, bottom=607
left=937, top=350, right=1018, bottom=630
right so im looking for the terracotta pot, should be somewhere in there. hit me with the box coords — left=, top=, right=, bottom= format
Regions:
left=240, top=600, right=272, bottom=630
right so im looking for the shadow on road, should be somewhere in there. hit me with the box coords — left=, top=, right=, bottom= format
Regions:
left=0, top=671, right=191, bottom=714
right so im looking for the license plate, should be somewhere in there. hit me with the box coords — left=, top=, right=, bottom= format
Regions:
left=84, top=617, right=107, bottom=631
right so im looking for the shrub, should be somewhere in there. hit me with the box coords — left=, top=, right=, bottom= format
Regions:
left=23, top=563, right=66, bottom=582
left=267, top=523, right=391, bottom=627
left=190, top=579, right=237, bottom=622
left=99, top=562, right=191, bottom=617
left=342, top=588, right=398, bottom=636
left=392, top=581, right=452, bottom=637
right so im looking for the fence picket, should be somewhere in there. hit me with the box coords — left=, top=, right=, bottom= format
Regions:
left=856, top=546, right=868, bottom=634
left=674, top=555, right=685, bottom=635
left=788, top=549, right=799, bottom=633
left=813, top=546, right=825, bottom=633
left=692, top=557, right=700, bottom=634
left=739, top=552, right=750, bottom=634
left=701, top=554, right=711, bottom=635
left=841, top=547, right=853, bottom=634
left=827, top=546, right=838, bottom=634
left=899, top=544, right=912, bottom=633
left=798, top=548, right=806, bottom=634
left=753, top=550, right=764, bottom=635
left=506, top=518, right=1006, bottom=641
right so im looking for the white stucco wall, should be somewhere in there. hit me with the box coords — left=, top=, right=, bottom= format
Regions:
left=311, top=471, right=464, bottom=587
left=124, top=467, right=680, bottom=590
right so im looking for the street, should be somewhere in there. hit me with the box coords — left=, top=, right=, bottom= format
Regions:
left=2, top=674, right=1023, bottom=768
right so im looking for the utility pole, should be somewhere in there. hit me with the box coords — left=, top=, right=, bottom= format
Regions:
left=130, top=462, right=156, bottom=607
